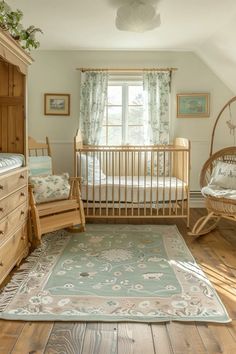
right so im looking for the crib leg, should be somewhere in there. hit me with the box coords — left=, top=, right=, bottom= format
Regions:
left=188, top=212, right=221, bottom=237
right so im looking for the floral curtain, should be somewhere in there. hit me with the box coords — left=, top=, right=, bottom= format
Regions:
left=80, top=71, right=108, bottom=145
left=143, top=71, right=171, bottom=175
left=143, top=71, right=171, bottom=145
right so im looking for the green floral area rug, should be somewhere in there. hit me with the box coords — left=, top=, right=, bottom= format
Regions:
left=0, top=225, right=231, bottom=322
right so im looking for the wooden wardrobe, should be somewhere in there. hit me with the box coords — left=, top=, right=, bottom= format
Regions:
left=0, top=29, right=33, bottom=285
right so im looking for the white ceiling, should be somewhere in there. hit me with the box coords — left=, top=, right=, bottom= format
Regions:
left=7, top=0, right=236, bottom=91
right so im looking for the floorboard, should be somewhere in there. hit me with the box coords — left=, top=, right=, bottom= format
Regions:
left=0, top=208, right=236, bottom=354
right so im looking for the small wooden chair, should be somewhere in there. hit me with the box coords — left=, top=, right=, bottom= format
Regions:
left=28, top=136, right=85, bottom=244
left=29, top=177, right=85, bottom=244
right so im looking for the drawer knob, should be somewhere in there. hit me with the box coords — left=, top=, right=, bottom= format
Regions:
left=21, top=235, right=26, bottom=240
left=21, top=210, right=25, bottom=215
left=20, top=174, right=25, bottom=179
left=0, top=207, right=4, bottom=212
left=0, top=185, right=3, bottom=190
left=0, top=261, right=3, bottom=267
left=0, top=230, right=4, bottom=235
left=20, top=192, right=25, bottom=197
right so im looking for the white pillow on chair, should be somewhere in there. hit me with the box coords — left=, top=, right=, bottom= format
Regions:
left=210, top=161, right=236, bottom=189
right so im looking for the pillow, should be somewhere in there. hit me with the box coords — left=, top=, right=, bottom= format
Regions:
left=210, top=161, right=236, bottom=190
left=79, top=153, right=106, bottom=183
left=29, top=156, right=53, bottom=176
left=30, top=173, right=70, bottom=204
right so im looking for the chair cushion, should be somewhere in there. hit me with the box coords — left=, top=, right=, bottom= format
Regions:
left=210, top=161, right=236, bottom=189
left=30, top=173, right=70, bottom=204
left=201, top=184, right=236, bottom=200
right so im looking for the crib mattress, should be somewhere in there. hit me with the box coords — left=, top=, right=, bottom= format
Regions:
left=81, top=176, right=187, bottom=203
left=0, top=153, right=25, bottom=174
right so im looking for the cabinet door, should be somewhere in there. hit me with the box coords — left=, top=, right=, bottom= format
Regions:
left=0, top=103, right=24, bottom=153
left=12, top=66, right=25, bottom=97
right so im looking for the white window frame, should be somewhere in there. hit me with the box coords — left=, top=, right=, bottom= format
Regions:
left=102, top=79, right=144, bottom=145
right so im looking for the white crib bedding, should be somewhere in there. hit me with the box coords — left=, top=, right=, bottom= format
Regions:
left=0, top=153, right=25, bottom=174
left=81, top=176, right=187, bottom=203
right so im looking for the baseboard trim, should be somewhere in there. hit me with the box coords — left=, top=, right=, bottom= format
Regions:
left=190, top=191, right=204, bottom=208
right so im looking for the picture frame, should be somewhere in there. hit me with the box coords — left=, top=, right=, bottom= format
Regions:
left=44, top=93, right=70, bottom=116
left=177, top=93, right=210, bottom=118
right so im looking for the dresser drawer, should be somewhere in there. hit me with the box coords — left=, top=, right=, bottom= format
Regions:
left=0, top=168, right=27, bottom=200
left=0, top=202, right=27, bottom=246
left=0, top=186, right=27, bottom=220
left=0, top=224, right=28, bottom=284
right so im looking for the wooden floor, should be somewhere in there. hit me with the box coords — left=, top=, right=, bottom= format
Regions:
left=0, top=208, right=236, bottom=354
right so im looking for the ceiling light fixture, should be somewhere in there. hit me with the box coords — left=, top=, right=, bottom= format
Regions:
left=115, top=0, right=161, bottom=33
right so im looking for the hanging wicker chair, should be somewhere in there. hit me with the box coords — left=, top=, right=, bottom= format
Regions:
left=189, top=97, right=236, bottom=237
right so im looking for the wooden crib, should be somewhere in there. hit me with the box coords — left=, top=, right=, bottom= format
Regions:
left=74, top=130, right=190, bottom=226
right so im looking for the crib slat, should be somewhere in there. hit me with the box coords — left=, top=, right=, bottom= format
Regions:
left=156, top=151, right=159, bottom=216
left=132, top=151, right=134, bottom=217
left=124, top=150, right=127, bottom=217
left=181, top=150, right=184, bottom=217
left=137, top=151, right=140, bottom=216
left=99, top=150, right=102, bottom=217
left=144, top=151, right=147, bottom=217
left=112, top=150, right=115, bottom=216
left=86, top=152, right=89, bottom=216
left=162, top=151, right=166, bottom=216
left=118, top=151, right=121, bottom=216
left=92, top=153, right=95, bottom=216
left=150, top=151, right=153, bottom=216
left=106, top=150, right=108, bottom=216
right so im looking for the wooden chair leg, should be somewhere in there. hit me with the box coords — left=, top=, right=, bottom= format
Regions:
left=67, top=178, right=85, bottom=233
left=188, top=211, right=221, bottom=237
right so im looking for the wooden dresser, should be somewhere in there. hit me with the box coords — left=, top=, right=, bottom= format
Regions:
left=0, top=168, right=28, bottom=284
left=0, top=30, right=33, bottom=285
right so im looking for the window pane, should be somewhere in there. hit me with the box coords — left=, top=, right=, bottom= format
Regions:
left=108, top=86, right=122, bottom=105
left=128, top=126, right=144, bottom=145
left=108, top=126, right=122, bottom=145
left=108, top=106, right=122, bottom=125
left=128, top=86, right=144, bottom=105
left=100, top=127, right=107, bottom=145
left=128, top=106, right=144, bottom=125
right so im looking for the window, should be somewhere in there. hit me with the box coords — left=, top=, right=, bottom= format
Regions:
left=100, top=83, right=145, bottom=145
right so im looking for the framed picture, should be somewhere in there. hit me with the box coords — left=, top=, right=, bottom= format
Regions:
left=177, top=93, right=210, bottom=118
left=44, top=93, right=70, bottom=116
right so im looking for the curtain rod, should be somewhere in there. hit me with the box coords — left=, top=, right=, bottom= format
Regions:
left=77, top=67, right=177, bottom=73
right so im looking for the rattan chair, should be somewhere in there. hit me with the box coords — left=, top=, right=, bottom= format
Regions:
left=189, top=96, right=236, bottom=237
left=189, top=146, right=236, bottom=236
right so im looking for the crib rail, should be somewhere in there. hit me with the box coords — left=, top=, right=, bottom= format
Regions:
left=74, top=130, right=190, bottom=225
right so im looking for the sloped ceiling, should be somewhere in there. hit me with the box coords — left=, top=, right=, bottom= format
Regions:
left=196, top=13, right=236, bottom=94
left=6, top=0, right=236, bottom=92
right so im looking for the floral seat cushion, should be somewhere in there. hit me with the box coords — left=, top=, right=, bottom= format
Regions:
left=30, top=173, right=70, bottom=204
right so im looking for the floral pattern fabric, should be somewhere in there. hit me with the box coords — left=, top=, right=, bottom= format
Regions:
left=0, top=225, right=230, bottom=323
left=30, top=173, right=70, bottom=204
left=143, top=71, right=170, bottom=145
left=143, top=72, right=171, bottom=176
left=80, top=71, right=108, bottom=145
